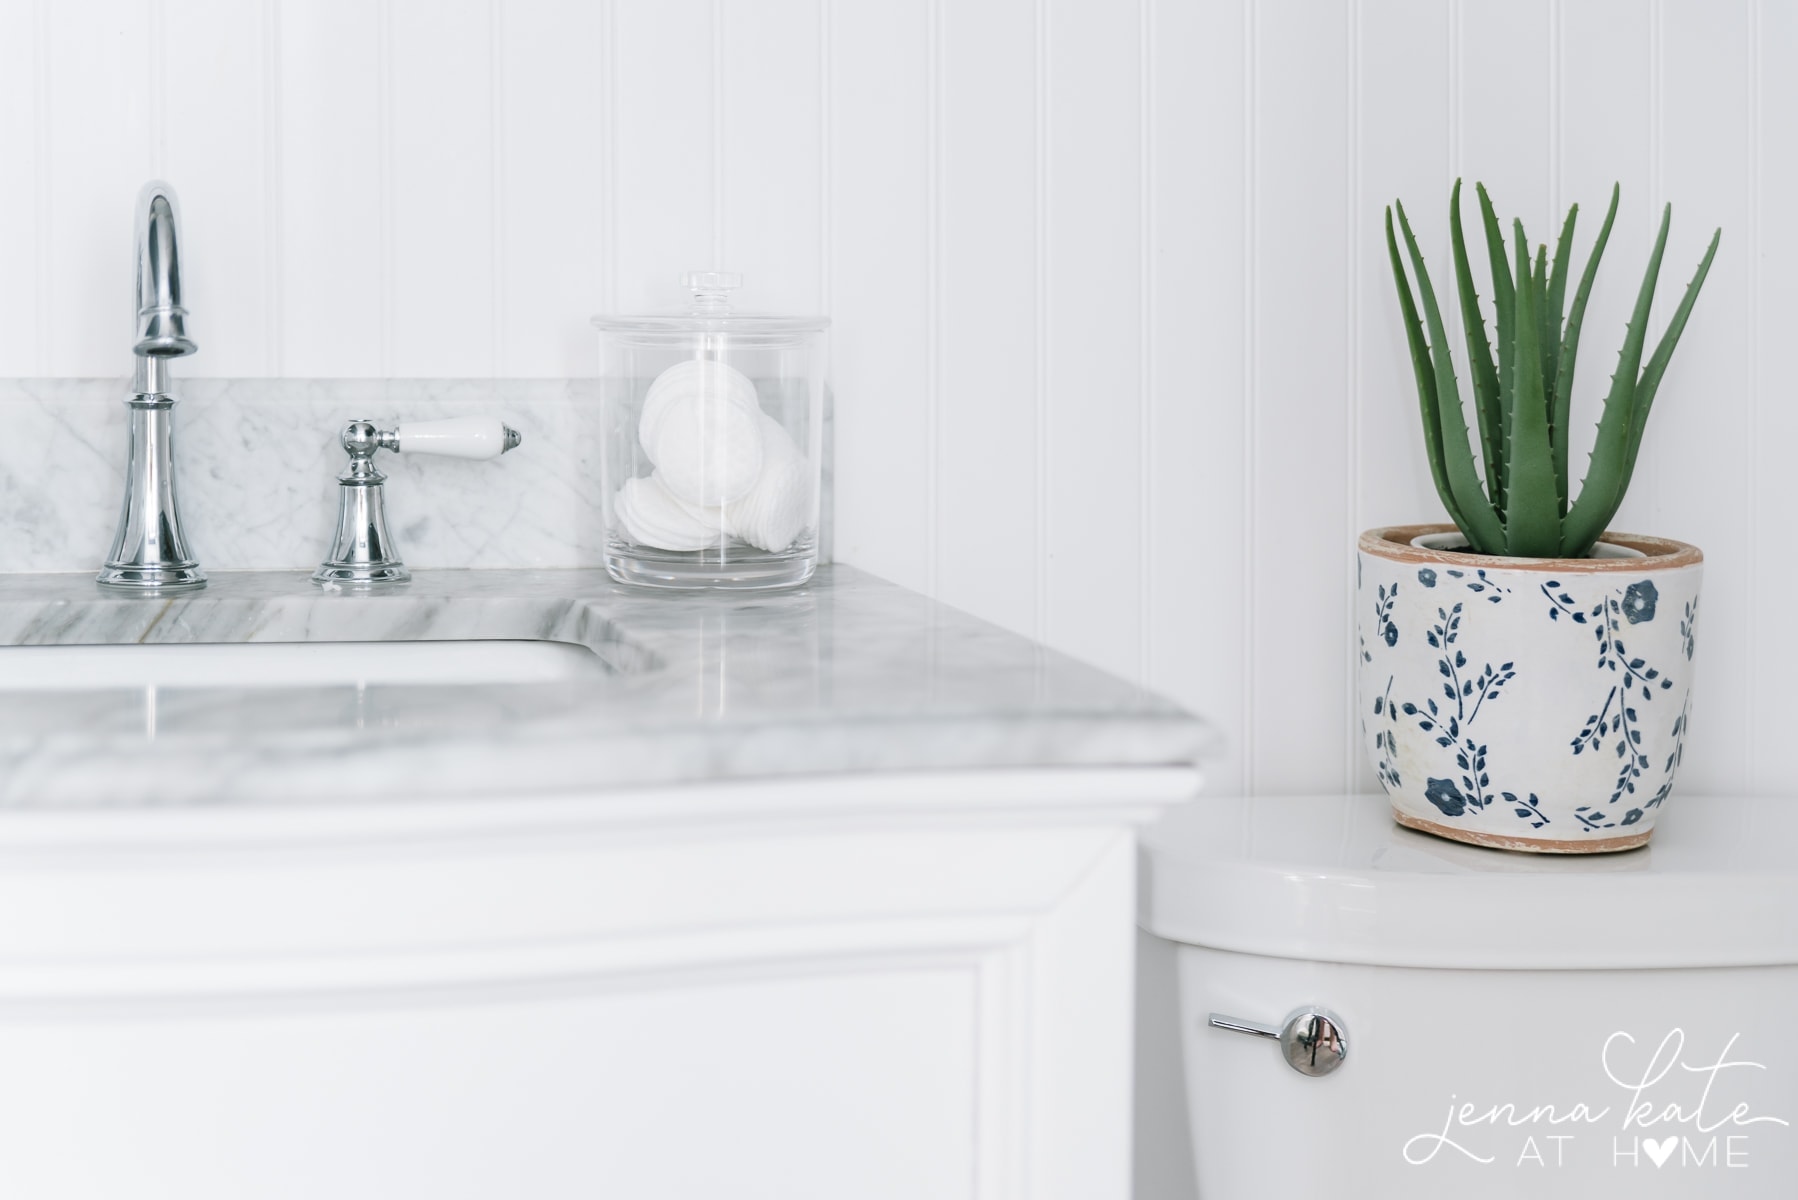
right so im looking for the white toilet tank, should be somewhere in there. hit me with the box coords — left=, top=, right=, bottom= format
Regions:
left=1140, top=794, right=1798, bottom=1199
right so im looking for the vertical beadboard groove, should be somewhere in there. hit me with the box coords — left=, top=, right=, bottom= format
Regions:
left=1033, top=0, right=1051, bottom=643
left=262, top=0, right=284, bottom=376
left=818, top=0, right=831, bottom=316
left=375, top=0, right=394, bottom=377
left=818, top=0, right=831, bottom=555
left=924, top=0, right=942, bottom=599
left=489, top=0, right=504, bottom=376
left=602, top=0, right=618, bottom=312
left=1241, top=0, right=1258, bottom=792
left=711, top=0, right=725, bottom=268
left=1641, top=0, right=1663, bottom=552
left=150, top=0, right=167, bottom=178
left=1547, top=0, right=1561, bottom=218
left=1344, top=0, right=1362, bottom=791
left=1447, top=0, right=1461, bottom=181
left=1747, top=0, right=1763, bottom=789
left=1649, top=0, right=1662, bottom=220
left=1137, top=0, right=1155, bottom=688
left=32, top=0, right=48, bottom=375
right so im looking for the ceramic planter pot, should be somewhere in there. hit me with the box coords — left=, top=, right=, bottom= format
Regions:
left=1357, top=524, right=1702, bottom=853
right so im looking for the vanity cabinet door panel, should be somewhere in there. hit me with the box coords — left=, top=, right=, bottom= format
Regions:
left=0, top=768, right=1168, bottom=1199
left=0, top=967, right=976, bottom=1199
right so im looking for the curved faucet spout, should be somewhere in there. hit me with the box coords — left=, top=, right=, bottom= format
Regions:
left=133, top=181, right=196, bottom=360
left=100, top=180, right=205, bottom=593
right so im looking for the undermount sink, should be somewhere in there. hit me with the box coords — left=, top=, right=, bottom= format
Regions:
left=0, top=640, right=609, bottom=690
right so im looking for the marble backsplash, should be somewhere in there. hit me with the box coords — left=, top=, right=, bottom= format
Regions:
left=0, top=379, right=831, bottom=574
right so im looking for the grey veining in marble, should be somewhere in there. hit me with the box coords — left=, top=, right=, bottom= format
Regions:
left=0, top=565, right=1213, bottom=807
left=0, top=378, right=834, bottom=573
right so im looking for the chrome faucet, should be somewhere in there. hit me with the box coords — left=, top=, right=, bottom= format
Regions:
left=313, top=417, right=523, bottom=587
left=97, top=181, right=206, bottom=592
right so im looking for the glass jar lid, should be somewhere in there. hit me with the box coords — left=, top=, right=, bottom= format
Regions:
left=591, top=272, right=829, bottom=338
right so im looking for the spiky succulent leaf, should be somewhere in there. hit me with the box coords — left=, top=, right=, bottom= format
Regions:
left=1543, top=205, right=1578, bottom=510
left=1388, top=183, right=1714, bottom=560
left=1448, top=179, right=1503, bottom=504
left=1532, top=241, right=1553, bottom=425
left=1619, top=226, right=1722, bottom=488
left=1504, top=223, right=1564, bottom=556
left=1394, top=201, right=1505, bottom=552
left=1476, top=185, right=1515, bottom=511
left=1544, top=205, right=1577, bottom=360
left=1553, top=187, right=1616, bottom=514
left=1385, top=207, right=1469, bottom=534
left=1561, top=203, right=1673, bottom=556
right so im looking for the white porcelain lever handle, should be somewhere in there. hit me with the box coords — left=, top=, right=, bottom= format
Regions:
left=393, top=417, right=522, bottom=460
left=315, top=416, right=523, bottom=589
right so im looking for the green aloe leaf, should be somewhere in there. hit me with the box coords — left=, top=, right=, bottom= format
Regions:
left=1394, top=201, right=1505, bottom=551
left=1388, top=183, right=1715, bottom=561
left=1542, top=207, right=1577, bottom=510
left=1561, top=202, right=1672, bottom=556
left=1544, top=205, right=1577, bottom=362
left=1620, top=226, right=1722, bottom=488
left=1504, top=222, right=1564, bottom=556
left=1552, top=187, right=1616, bottom=516
left=1385, top=207, right=1469, bottom=534
left=1448, top=179, right=1503, bottom=505
left=1532, top=242, right=1552, bottom=400
left=1476, top=185, right=1515, bottom=513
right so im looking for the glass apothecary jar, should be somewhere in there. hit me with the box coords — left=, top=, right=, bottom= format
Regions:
left=594, top=273, right=828, bottom=589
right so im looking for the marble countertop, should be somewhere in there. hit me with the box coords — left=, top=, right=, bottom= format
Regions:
left=0, top=565, right=1214, bottom=807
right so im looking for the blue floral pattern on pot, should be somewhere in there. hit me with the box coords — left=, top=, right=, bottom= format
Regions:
left=1357, top=526, right=1702, bottom=852
left=1621, top=580, right=1658, bottom=624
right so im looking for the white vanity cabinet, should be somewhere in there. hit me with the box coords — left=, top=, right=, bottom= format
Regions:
left=0, top=766, right=1194, bottom=1200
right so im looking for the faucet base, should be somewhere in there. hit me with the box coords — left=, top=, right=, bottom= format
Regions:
left=96, top=564, right=208, bottom=593
left=311, top=562, right=411, bottom=589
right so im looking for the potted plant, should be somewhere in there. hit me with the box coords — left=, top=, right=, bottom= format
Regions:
left=1360, top=180, right=1718, bottom=852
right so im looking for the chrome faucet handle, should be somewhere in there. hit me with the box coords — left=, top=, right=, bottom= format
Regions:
left=1208, top=1007, right=1349, bottom=1078
left=312, top=417, right=522, bottom=588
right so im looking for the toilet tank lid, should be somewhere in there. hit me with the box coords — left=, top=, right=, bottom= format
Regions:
left=1140, top=794, right=1798, bottom=970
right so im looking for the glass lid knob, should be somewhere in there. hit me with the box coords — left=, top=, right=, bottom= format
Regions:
left=681, top=270, right=742, bottom=313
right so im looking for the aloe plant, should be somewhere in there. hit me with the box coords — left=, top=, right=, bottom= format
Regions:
left=1385, top=181, right=1720, bottom=558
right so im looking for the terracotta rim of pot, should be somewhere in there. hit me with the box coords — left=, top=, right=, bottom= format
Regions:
left=1394, top=812, right=1653, bottom=854
left=1360, top=523, right=1703, bottom=573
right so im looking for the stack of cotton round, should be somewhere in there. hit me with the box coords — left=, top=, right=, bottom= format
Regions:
left=613, top=474, right=725, bottom=551
left=726, top=414, right=811, bottom=553
left=639, top=359, right=764, bottom=507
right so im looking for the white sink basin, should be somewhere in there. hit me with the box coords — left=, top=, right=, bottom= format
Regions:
left=0, top=640, right=608, bottom=690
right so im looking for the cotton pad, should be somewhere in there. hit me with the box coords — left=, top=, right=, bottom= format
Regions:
left=614, top=473, right=728, bottom=552
left=639, top=358, right=761, bottom=454
left=726, top=414, right=812, bottom=553
left=638, top=358, right=765, bottom=507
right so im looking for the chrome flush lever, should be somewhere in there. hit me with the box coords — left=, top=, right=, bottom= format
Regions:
left=312, top=417, right=521, bottom=589
left=1208, top=1007, right=1349, bottom=1078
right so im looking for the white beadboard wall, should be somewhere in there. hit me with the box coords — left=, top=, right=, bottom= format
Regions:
left=0, top=0, right=1787, bottom=798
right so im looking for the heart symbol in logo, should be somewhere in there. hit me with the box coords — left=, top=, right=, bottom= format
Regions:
left=1644, top=1136, right=1679, bottom=1168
